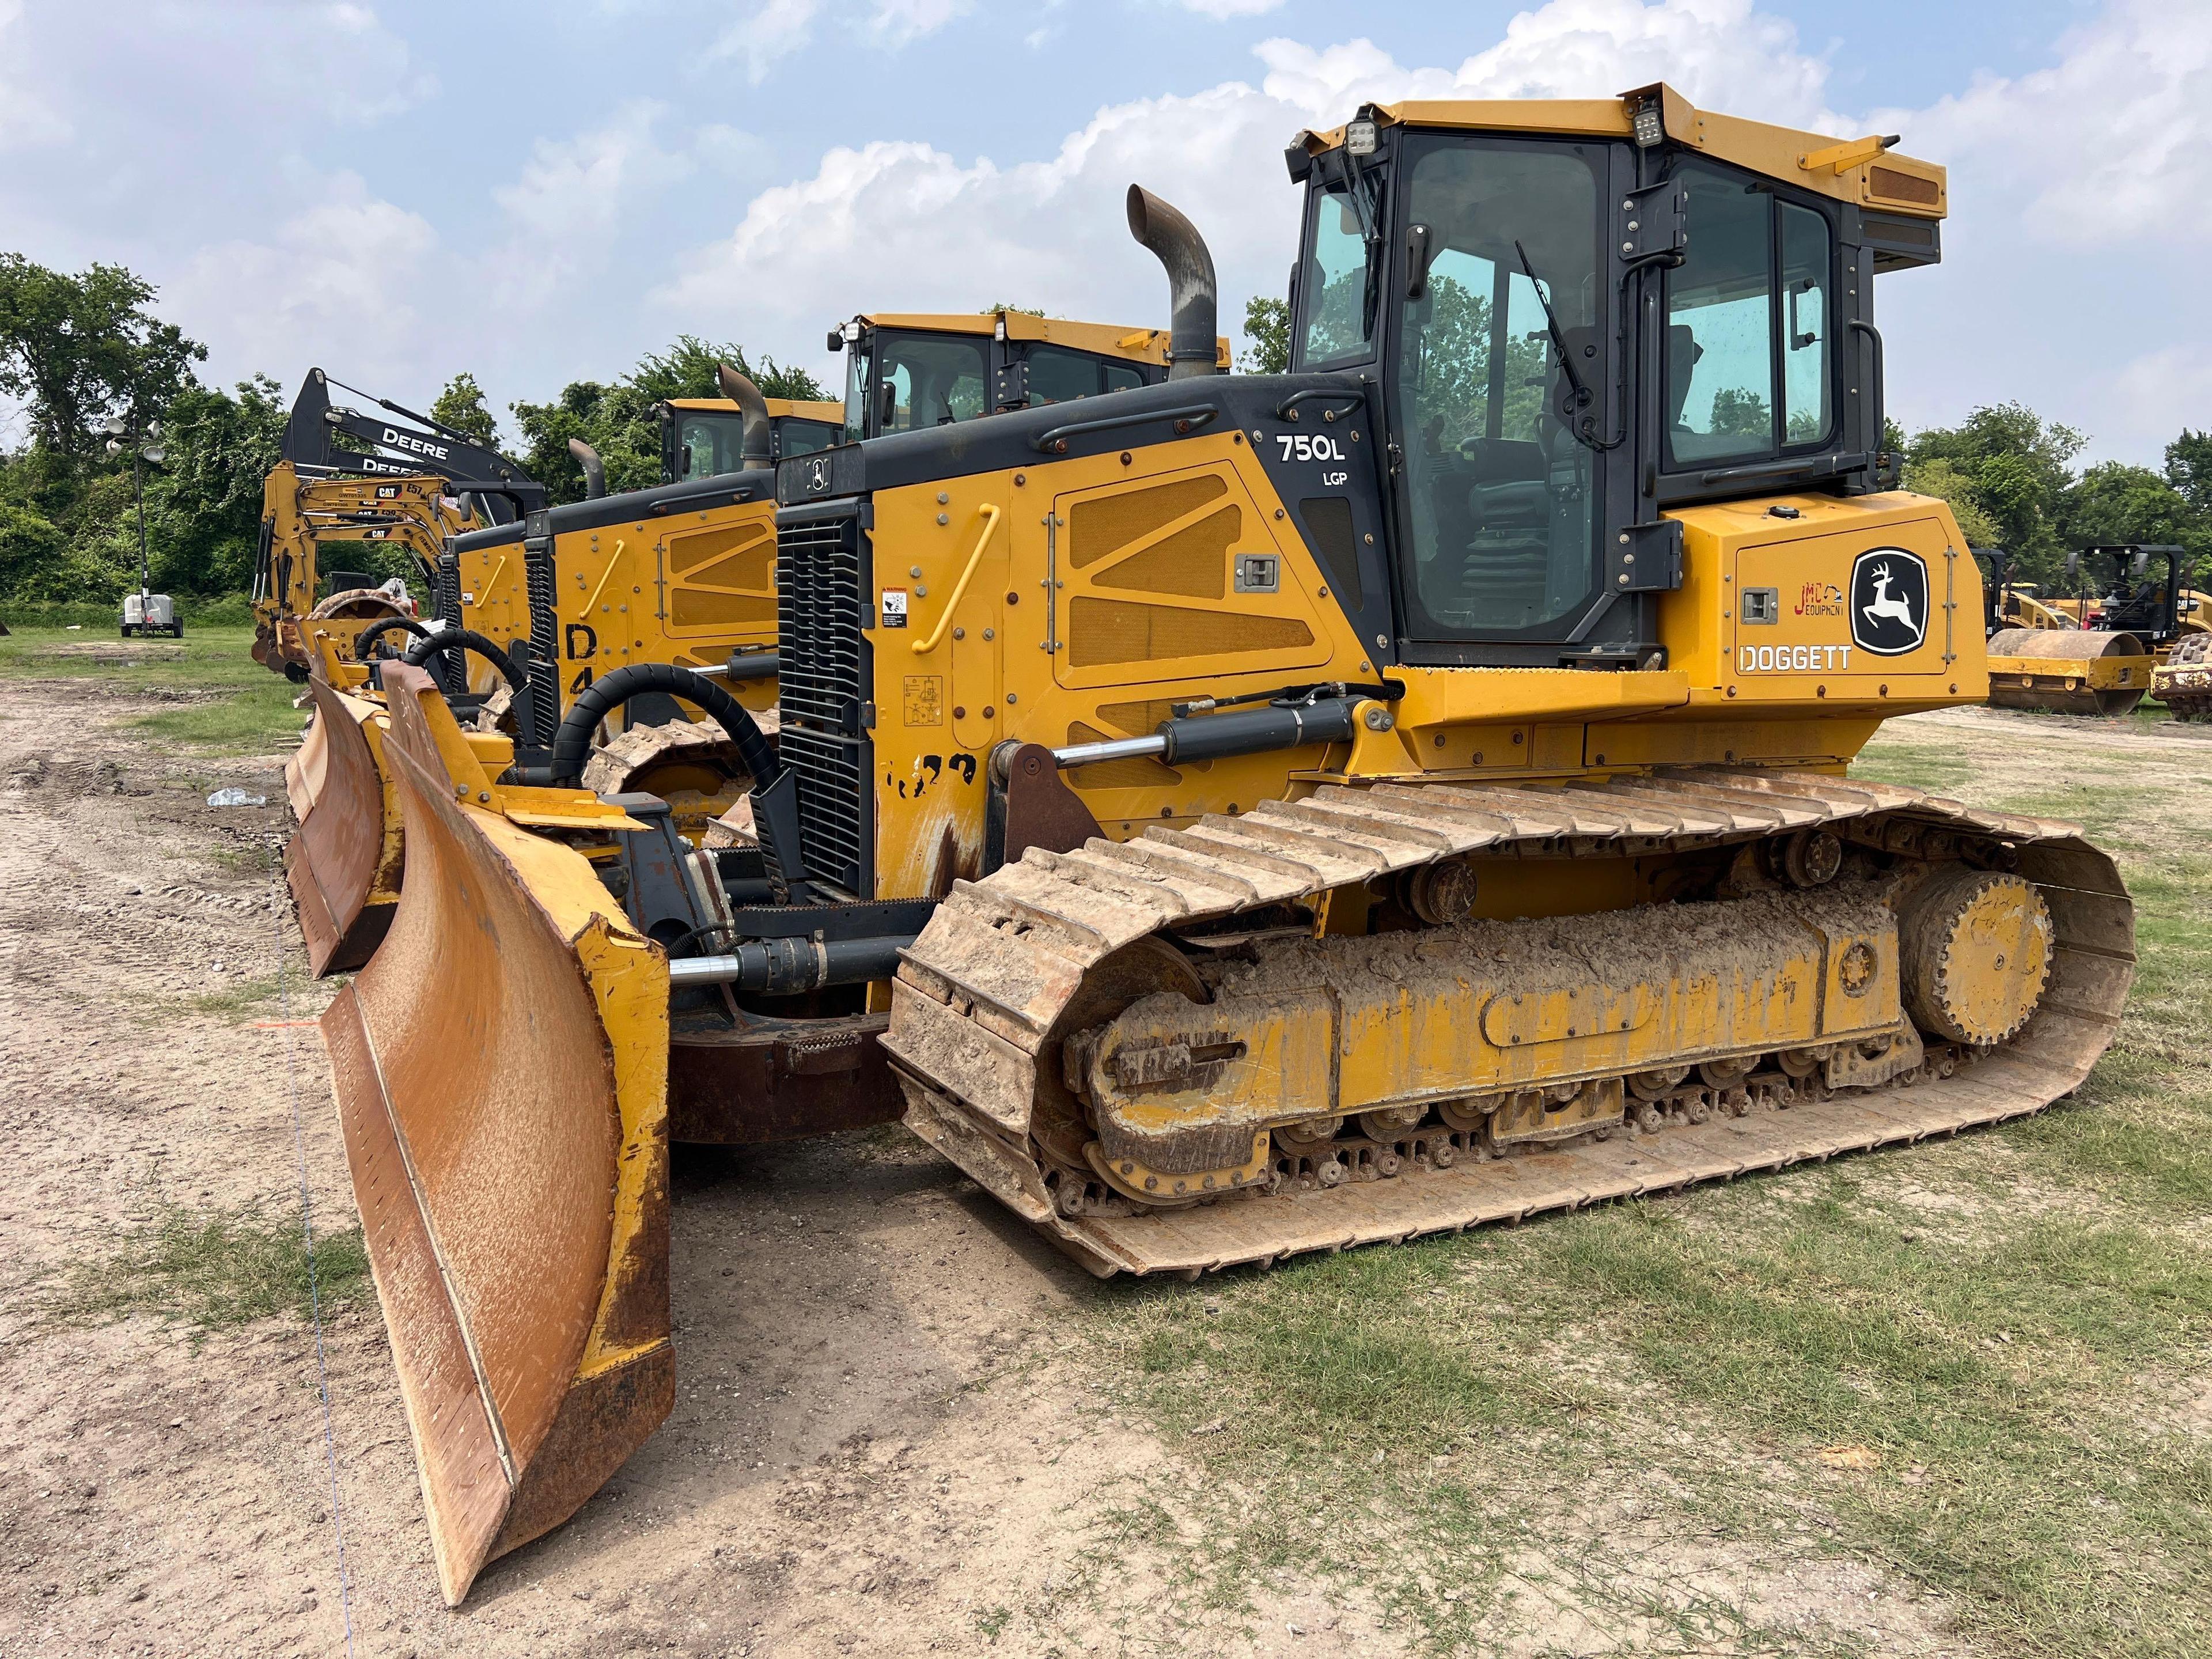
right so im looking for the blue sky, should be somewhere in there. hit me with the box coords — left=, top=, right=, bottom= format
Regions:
left=2, top=0, right=2202, bottom=467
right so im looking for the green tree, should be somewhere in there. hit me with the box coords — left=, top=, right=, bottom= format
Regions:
left=1902, top=456, right=2000, bottom=548
left=0, top=255, right=204, bottom=461
left=1709, top=387, right=1771, bottom=441
left=0, top=501, right=71, bottom=599
left=2165, top=428, right=2212, bottom=519
left=509, top=336, right=828, bottom=506
left=1906, top=402, right=2085, bottom=584
left=2063, top=461, right=2204, bottom=558
left=144, top=374, right=290, bottom=595
left=430, top=372, right=499, bottom=448
left=1240, top=296, right=1289, bottom=374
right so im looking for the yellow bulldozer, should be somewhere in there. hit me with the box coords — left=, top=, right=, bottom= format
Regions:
left=288, top=318, right=1219, bottom=978
left=658, top=389, right=843, bottom=482
left=1982, top=543, right=2209, bottom=716
left=322, top=87, right=2134, bottom=1605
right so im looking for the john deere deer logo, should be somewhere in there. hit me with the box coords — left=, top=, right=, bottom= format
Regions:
left=1849, top=547, right=1930, bottom=657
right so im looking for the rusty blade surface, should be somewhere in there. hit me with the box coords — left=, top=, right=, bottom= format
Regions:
left=284, top=699, right=328, bottom=821
left=287, top=673, right=401, bottom=975
left=327, top=665, right=671, bottom=1605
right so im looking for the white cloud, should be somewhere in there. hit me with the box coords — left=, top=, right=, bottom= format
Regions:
left=0, top=0, right=71, bottom=149
left=1173, top=0, right=1286, bottom=20
left=1864, top=0, right=2211, bottom=455
left=1877, top=0, right=2211, bottom=248
left=480, top=103, right=782, bottom=315
left=494, top=100, right=695, bottom=240
left=711, top=0, right=969, bottom=83
left=666, top=0, right=2208, bottom=464
left=169, top=174, right=438, bottom=388
left=660, top=1, right=1847, bottom=383
left=868, top=0, right=971, bottom=46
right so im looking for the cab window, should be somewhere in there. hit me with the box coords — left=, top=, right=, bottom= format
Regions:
left=1664, top=163, right=1835, bottom=467
left=876, top=334, right=988, bottom=433
left=1781, top=203, right=1833, bottom=444
left=1298, top=174, right=1383, bottom=368
left=1104, top=362, right=1145, bottom=393
left=1388, top=135, right=1606, bottom=641
left=1027, top=346, right=1105, bottom=405
left=778, top=419, right=838, bottom=458
left=676, top=414, right=745, bottom=479
left=842, top=342, right=873, bottom=444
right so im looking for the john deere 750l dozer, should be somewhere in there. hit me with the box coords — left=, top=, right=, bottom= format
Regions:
left=330, top=86, right=2134, bottom=1603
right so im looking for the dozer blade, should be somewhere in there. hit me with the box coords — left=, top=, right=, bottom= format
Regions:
left=1986, top=626, right=2149, bottom=717
left=324, top=665, right=672, bottom=1605
left=285, top=672, right=403, bottom=975
left=283, top=691, right=327, bottom=822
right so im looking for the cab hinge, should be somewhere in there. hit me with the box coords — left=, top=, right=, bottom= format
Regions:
left=1612, top=520, right=1683, bottom=593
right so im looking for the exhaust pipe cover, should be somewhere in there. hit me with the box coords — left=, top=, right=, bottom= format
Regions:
left=716, top=363, right=774, bottom=466
left=567, top=437, right=607, bottom=499
left=1126, top=185, right=1221, bottom=381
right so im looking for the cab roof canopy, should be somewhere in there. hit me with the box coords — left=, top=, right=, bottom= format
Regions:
left=1291, top=82, right=1946, bottom=226
left=662, top=396, right=846, bottom=422
left=849, top=305, right=1232, bottom=370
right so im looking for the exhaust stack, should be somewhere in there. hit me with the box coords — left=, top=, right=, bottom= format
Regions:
left=716, top=363, right=774, bottom=467
left=566, top=438, right=606, bottom=499
left=1126, top=185, right=1220, bottom=381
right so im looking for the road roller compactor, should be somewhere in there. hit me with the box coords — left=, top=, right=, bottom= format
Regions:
left=328, top=85, right=2135, bottom=1604
left=1983, top=543, right=2207, bottom=717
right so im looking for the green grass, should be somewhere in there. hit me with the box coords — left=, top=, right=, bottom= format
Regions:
left=0, top=624, right=303, bottom=753
left=164, top=974, right=289, bottom=1021
left=54, top=1202, right=370, bottom=1335
left=1064, top=728, right=2212, bottom=1658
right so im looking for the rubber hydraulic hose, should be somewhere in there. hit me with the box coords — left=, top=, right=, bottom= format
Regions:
left=354, top=615, right=433, bottom=661
left=400, top=627, right=527, bottom=691
left=540, top=661, right=782, bottom=790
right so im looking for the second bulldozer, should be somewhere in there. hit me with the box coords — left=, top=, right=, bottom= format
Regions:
left=289, top=312, right=1219, bottom=976
left=324, top=86, right=2134, bottom=1605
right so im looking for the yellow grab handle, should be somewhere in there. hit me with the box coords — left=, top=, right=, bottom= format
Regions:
left=912, top=503, right=1001, bottom=656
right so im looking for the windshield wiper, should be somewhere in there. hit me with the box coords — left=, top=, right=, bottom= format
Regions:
left=1513, top=239, right=1620, bottom=453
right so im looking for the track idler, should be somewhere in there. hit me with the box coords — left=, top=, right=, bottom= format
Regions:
left=323, top=666, right=671, bottom=1604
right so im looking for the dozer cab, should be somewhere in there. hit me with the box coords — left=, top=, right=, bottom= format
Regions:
left=325, top=87, right=2133, bottom=1604
left=825, top=304, right=1230, bottom=441
left=252, top=369, right=544, bottom=680
left=1985, top=542, right=2207, bottom=715
left=658, top=392, right=844, bottom=483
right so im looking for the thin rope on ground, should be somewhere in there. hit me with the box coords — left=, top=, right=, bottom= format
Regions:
left=279, top=890, right=357, bottom=1656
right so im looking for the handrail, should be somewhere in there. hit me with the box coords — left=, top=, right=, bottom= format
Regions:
left=1272, top=388, right=1365, bottom=421
left=582, top=539, right=627, bottom=617
left=1029, top=402, right=1219, bottom=454
left=913, top=503, right=1002, bottom=656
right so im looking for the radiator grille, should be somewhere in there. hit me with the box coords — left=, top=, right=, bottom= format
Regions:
left=522, top=529, right=559, bottom=745
left=777, top=507, right=872, bottom=895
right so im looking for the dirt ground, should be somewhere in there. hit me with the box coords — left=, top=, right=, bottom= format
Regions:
left=0, top=665, right=1412, bottom=1657
left=1, top=668, right=2202, bottom=1658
